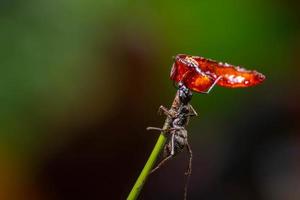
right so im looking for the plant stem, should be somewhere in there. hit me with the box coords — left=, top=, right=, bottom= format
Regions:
left=127, top=92, right=180, bottom=200
left=127, top=134, right=166, bottom=200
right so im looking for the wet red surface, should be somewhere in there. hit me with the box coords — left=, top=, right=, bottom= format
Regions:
left=170, top=54, right=266, bottom=93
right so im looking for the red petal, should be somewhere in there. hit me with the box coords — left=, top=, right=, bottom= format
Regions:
left=170, top=54, right=266, bottom=92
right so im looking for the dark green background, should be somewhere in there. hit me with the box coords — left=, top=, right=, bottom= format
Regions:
left=1, top=0, right=299, bottom=199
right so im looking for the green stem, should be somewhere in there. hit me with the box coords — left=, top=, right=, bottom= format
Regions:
left=127, top=92, right=180, bottom=200
left=127, top=133, right=167, bottom=200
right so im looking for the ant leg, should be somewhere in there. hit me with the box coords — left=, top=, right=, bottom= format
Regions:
left=150, top=154, right=173, bottom=174
left=151, top=133, right=176, bottom=174
left=184, top=141, right=193, bottom=200
left=185, top=141, right=193, bottom=175
left=187, top=104, right=198, bottom=117
left=147, top=127, right=179, bottom=134
left=169, top=127, right=185, bottom=132
left=201, top=76, right=222, bottom=94
left=146, top=127, right=164, bottom=132
left=147, top=126, right=183, bottom=133
left=171, top=133, right=175, bottom=155
left=157, top=105, right=173, bottom=117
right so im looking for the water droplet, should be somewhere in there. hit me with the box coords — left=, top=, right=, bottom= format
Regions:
left=224, top=62, right=230, bottom=67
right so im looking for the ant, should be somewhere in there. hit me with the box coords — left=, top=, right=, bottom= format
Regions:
left=147, top=82, right=197, bottom=173
left=147, top=79, right=220, bottom=199
left=147, top=82, right=198, bottom=199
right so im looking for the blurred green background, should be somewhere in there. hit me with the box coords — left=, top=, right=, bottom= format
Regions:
left=1, top=0, right=299, bottom=199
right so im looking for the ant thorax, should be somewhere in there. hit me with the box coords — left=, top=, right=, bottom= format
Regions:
left=173, top=105, right=190, bottom=127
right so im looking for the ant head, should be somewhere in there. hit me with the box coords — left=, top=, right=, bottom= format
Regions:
left=178, top=82, right=192, bottom=104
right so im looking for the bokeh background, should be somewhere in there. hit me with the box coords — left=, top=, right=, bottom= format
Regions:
left=1, top=0, right=300, bottom=199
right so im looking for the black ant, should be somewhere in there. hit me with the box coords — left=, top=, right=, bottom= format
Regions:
left=147, top=82, right=198, bottom=199
left=147, top=78, right=220, bottom=199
